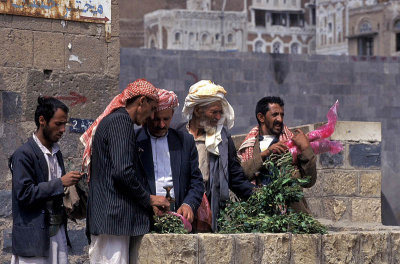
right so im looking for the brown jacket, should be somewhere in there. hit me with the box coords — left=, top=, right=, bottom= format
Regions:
left=240, top=136, right=317, bottom=213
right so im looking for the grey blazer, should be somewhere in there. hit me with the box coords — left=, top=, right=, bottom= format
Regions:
left=87, top=108, right=152, bottom=239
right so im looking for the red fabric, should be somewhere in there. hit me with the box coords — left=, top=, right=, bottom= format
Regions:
left=238, top=125, right=293, bottom=162
left=80, top=79, right=159, bottom=171
left=156, top=89, right=178, bottom=112
left=194, top=193, right=212, bottom=233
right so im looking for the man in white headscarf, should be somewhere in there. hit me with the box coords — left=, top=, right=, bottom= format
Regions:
left=177, top=80, right=255, bottom=231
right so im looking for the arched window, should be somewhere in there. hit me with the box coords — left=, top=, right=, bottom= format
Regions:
left=291, top=43, right=300, bottom=54
left=255, top=41, right=263, bottom=53
left=227, top=33, right=233, bottom=43
left=272, top=42, right=281, bottom=53
left=201, top=33, right=209, bottom=44
left=189, top=32, right=195, bottom=46
left=150, top=39, right=156, bottom=49
left=359, top=21, right=372, bottom=33
left=175, top=32, right=181, bottom=42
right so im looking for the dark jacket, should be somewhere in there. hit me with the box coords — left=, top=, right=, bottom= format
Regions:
left=136, top=127, right=204, bottom=213
left=9, top=137, right=67, bottom=257
left=87, top=108, right=152, bottom=238
left=176, top=123, right=254, bottom=230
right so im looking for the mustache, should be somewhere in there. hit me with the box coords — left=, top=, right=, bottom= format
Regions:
left=273, top=121, right=282, bottom=126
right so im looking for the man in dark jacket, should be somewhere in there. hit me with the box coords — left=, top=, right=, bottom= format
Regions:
left=9, top=97, right=82, bottom=263
left=136, top=89, right=204, bottom=224
left=81, top=79, right=170, bottom=264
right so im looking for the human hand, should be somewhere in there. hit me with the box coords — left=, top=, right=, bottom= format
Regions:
left=261, top=141, right=288, bottom=160
left=177, top=204, right=194, bottom=223
left=150, top=195, right=170, bottom=212
left=291, top=129, right=310, bottom=151
left=61, top=171, right=82, bottom=187
left=152, top=206, right=166, bottom=216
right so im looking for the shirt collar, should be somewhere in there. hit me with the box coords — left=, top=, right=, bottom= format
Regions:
left=32, top=133, right=60, bottom=156
left=147, top=128, right=169, bottom=140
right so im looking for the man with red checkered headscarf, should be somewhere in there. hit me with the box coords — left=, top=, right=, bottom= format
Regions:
left=136, top=89, right=204, bottom=227
left=83, top=79, right=170, bottom=264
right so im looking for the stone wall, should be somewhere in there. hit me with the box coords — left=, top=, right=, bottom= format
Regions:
left=137, top=231, right=400, bottom=264
left=0, top=2, right=120, bottom=262
left=120, top=48, right=400, bottom=226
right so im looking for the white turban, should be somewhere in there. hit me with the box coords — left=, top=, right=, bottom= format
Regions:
left=182, top=80, right=235, bottom=155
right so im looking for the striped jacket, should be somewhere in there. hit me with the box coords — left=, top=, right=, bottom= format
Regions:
left=87, top=108, right=152, bottom=237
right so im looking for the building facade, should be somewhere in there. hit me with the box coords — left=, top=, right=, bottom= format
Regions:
left=247, top=0, right=317, bottom=54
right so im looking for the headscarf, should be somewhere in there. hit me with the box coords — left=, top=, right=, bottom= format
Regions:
left=237, top=125, right=294, bottom=162
left=156, top=89, right=179, bottom=112
left=182, top=80, right=235, bottom=155
left=80, top=79, right=159, bottom=171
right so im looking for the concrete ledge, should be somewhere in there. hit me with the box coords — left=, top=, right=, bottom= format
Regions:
left=136, top=230, right=400, bottom=264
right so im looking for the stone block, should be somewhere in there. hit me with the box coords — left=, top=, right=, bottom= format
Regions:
left=0, top=14, right=13, bottom=28
left=291, top=234, right=321, bottom=264
left=52, top=20, right=104, bottom=37
left=330, top=121, right=381, bottom=142
left=2, top=229, right=12, bottom=253
left=233, top=234, right=261, bottom=264
left=349, top=144, right=381, bottom=168
left=359, top=171, right=381, bottom=197
left=322, top=171, right=358, bottom=196
left=390, top=231, right=400, bottom=264
left=106, top=37, right=120, bottom=76
left=259, top=233, right=290, bottom=264
left=319, top=152, right=344, bottom=169
left=0, top=67, right=28, bottom=93
left=304, top=198, right=323, bottom=218
left=33, top=32, right=65, bottom=70
left=322, top=232, right=360, bottom=264
left=1, top=91, right=22, bottom=122
left=351, top=198, right=381, bottom=223
left=322, top=198, right=350, bottom=221
left=198, top=234, right=234, bottom=264
left=65, top=35, right=107, bottom=73
left=12, top=16, right=52, bottom=31
left=359, top=232, right=389, bottom=264
left=138, top=234, right=198, bottom=264
left=0, top=190, right=12, bottom=218
left=111, top=3, right=120, bottom=37
left=0, top=28, right=33, bottom=67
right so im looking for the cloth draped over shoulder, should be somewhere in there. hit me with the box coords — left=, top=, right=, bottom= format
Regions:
left=80, top=79, right=159, bottom=172
left=182, top=80, right=235, bottom=156
left=238, top=125, right=294, bottom=162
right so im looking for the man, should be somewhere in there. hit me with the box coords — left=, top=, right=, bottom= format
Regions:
left=178, top=80, right=254, bottom=231
left=237, top=96, right=317, bottom=212
left=81, top=79, right=170, bottom=264
left=9, top=97, right=82, bottom=263
left=136, top=89, right=204, bottom=223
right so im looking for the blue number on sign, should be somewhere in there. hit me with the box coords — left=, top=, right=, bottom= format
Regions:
left=69, top=118, right=94, bottom=134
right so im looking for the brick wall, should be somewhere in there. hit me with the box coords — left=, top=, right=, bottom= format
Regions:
left=0, top=2, right=120, bottom=262
left=120, top=49, right=400, bottom=226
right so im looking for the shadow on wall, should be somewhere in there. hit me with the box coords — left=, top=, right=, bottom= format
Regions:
left=382, top=192, right=398, bottom=226
left=272, top=54, right=289, bottom=85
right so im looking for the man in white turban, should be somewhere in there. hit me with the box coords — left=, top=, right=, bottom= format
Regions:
left=178, top=80, right=254, bottom=231
left=136, top=89, right=204, bottom=224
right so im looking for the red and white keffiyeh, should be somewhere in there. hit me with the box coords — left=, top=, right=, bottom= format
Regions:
left=237, top=125, right=293, bottom=162
left=80, top=79, right=159, bottom=171
left=157, top=89, right=179, bottom=112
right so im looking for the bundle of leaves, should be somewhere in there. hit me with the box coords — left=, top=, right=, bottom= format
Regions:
left=152, top=213, right=188, bottom=234
left=218, top=152, right=326, bottom=234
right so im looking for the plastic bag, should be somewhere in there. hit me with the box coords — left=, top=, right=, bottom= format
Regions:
left=194, top=193, right=212, bottom=232
left=286, top=100, right=339, bottom=148
left=290, top=139, right=343, bottom=162
left=168, top=212, right=192, bottom=233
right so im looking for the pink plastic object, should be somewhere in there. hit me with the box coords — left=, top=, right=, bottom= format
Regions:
left=285, top=100, right=339, bottom=148
left=168, top=211, right=192, bottom=232
left=289, top=139, right=343, bottom=163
